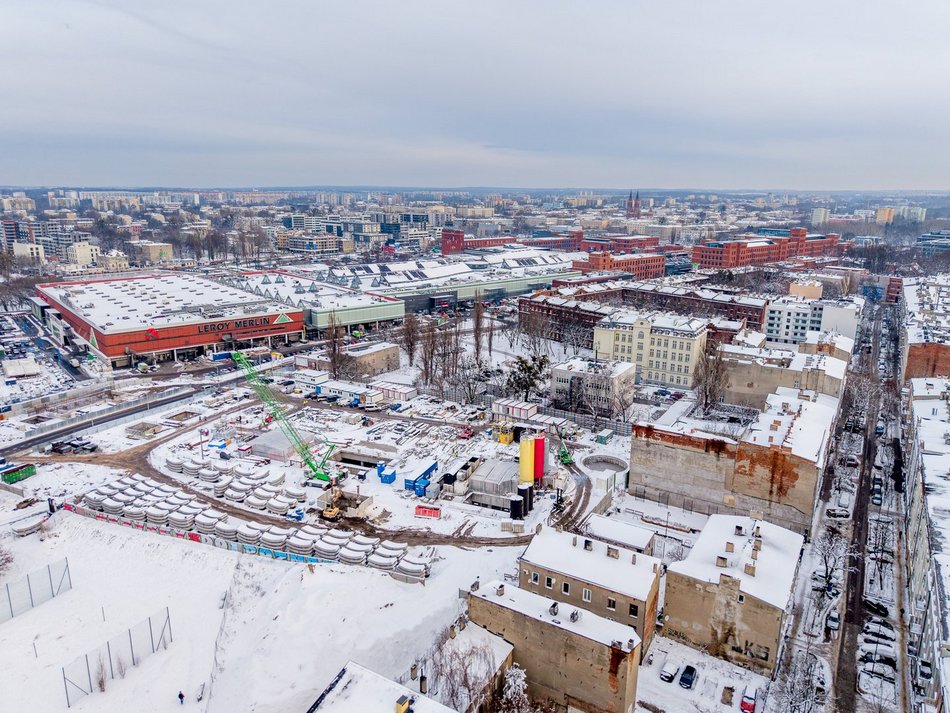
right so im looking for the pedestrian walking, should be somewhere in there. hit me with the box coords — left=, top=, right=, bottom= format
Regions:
left=178, top=691, right=185, bottom=705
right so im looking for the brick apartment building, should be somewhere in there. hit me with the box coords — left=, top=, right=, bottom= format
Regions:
left=572, top=251, right=666, bottom=279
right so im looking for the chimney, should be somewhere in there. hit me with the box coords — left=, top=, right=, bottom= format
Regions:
left=753, top=538, right=763, bottom=551
left=495, top=584, right=505, bottom=597
left=631, top=553, right=637, bottom=565
left=628, top=638, right=637, bottom=651
left=570, top=609, right=580, bottom=622
left=419, top=674, right=428, bottom=694
left=734, top=524, right=745, bottom=536
left=549, top=602, right=559, bottom=616
left=606, top=546, right=619, bottom=559
left=572, top=535, right=577, bottom=547
left=725, top=541, right=735, bottom=553
left=653, top=562, right=659, bottom=574
left=754, top=525, right=761, bottom=537
left=744, top=563, right=756, bottom=577
left=584, top=539, right=593, bottom=551
left=751, top=548, right=759, bottom=561
left=716, top=556, right=727, bottom=568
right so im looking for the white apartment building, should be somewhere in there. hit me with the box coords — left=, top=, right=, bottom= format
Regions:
left=550, top=358, right=637, bottom=417
left=66, top=241, right=101, bottom=266
left=592, top=309, right=708, bottom=388
left=764, top=296, right=862, bottom=345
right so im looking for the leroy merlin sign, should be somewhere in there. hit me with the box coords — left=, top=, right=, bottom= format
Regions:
left=196, top=313, right=294, bottom=335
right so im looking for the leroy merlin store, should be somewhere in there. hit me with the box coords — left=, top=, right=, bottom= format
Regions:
left=35, top=273, right=306, bottom=368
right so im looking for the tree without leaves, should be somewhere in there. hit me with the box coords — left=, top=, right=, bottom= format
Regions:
left=418, top=318, right=439, bottom=388
left=695, top=345, right=728, bottom=416
left=486, top=316, right=495, bottom=359
left=400, top=311, right=420, bottom=366
left=0, top=544, right=13, bottom=575
left=472, top=290, right=485, bottom=364
left=448, top=356, right=484, bottom=404
left=324, top=311, right=354, bottom=379
left=428, top=630, right=496, bottom=713
left=813, top=528, right=858, bottom=595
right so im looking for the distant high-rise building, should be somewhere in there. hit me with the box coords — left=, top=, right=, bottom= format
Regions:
left=811, top=207, right=830, bottom=226
left=876, top=207, right=895, bottom=225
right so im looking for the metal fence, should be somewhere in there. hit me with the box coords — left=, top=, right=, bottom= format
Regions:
left=0, top=558, right=71, bottom=624
left=62, top=607, right=173, bottom=708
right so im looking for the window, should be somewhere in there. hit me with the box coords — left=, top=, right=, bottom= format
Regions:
left=738, top=594, right=745, bottom=604
left=545, top=576, right=554, bottom=589
left=531, top=572, right=539, bottom=585
left=629, top=603, right=639, bottom=618
left=583, top=588, right=591, bottom=602
left=562, top=582, right=570, bottom=595
left=606, top=597, right=617, bottom=611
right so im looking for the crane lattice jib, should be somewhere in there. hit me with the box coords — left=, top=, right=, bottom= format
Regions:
left=232, top=352, right=323, bottom=478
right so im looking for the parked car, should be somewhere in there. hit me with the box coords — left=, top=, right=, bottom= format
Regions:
left=659, top=661, right=679, bottom=682
left=827, top=610, right=840, bottom=631
left=678, top=665, right=696, bottom=689
left=827, top=508, right=850, bottom=519
left=871, top=493, right=883, bottom=506
left=863, top=622, right=896, bottom=641
left=863, top=599, right=890, bottom=618
left=866, top=617, right=894, bottom=631
left=740, top=685, right=758, bottom=713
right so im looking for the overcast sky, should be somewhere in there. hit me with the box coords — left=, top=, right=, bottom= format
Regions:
left=2, top=0, right=949, bottom=190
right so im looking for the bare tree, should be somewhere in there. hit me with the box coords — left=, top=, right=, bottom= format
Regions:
left=772, top=649, right=820, bottom=713
left=486, top=316, right=495, bottom=361
left=428, top=628, right=496, bottom=712
left=472, top=290, right=485, bottom=364
left=0, top=544, right=12, bottom=575
left=562, top=322, right=589, bottom=357
left=695, top=346, right=728, bottom=416
left=400, top=311, right=420, bottom=366
left=418, top=318, right=439, bottom=388
left=611, top=381, right=639, bottom=422
left=813, top=528, right=858, bottom=596
left=324, top=311, right=354, bottom=379
left=518, top=311, right=549, bottom=359
left=448, top=356, right=484, bottom=404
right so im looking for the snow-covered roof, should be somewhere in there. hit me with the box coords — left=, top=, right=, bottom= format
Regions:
left=909, top=377, right=950, bottom=400
left=787, top=352, right=848, bottom=381
left=309, top=661, right=455, bottom=712
left=472, top=581, right=641, bottom=651
left=581, top=514, right=656, bottom=552
left=902, top=275, right=950, bottom=345
left=803, top=330, right=855, bottom=356
left=551, top=357, right=636, bottom=378
left=741, top=388, right=838, bottom=467
left=37, top=274, right=298, bottom=333
left=519, top=526, right=660, bottom=601
left=667, top=514, right=803, bottom=609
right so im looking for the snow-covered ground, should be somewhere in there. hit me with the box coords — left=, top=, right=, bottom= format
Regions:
left=636, top=637, right=769, bottom=713
left=0, top=507, right=519, bottom=713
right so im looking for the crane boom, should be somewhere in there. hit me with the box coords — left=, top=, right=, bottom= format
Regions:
left=232, top=352, right=330, bottom=481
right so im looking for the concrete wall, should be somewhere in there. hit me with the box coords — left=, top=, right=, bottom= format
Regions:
left=663, top=570, right=784, bottom=676
left=468, top=592, right=639, bottom=713
left=722, top=360, right=844, bottom=409
left=629, top=425, right=817, bottom=534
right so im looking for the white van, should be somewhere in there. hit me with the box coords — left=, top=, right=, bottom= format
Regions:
left=837, top=492, right=852, bottom=510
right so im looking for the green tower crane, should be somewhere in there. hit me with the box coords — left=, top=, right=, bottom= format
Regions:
left=232, top=352, right=339, bottom=483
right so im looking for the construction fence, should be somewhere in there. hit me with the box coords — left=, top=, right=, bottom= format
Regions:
left=0, top=557, right=72, bottom=624
left=62, top=607, right=172, bottom=708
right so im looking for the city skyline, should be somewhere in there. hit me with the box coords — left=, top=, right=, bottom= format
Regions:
left=2, top=0, right=949, bottom=190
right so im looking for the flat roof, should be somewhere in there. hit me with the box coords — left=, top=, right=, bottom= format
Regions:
left=310, top=661, right=454, bottom=712
left=520, top=526, right=659, bottom=601
left=473, top=580, right=641, bottom=651
left=38, top=273, right=297, bottom=333
left=582, top=514, right=656, bottom=551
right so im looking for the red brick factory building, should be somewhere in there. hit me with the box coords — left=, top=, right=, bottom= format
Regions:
left=34, top=273, right=305, bottom=368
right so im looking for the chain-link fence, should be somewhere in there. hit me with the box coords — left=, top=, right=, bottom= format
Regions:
left=62, top=607, right=172, bottom=708
left=0, top=558, right=71, bottom=624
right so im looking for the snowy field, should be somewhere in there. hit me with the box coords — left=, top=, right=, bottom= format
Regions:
left=0, top=507, right=519, bottom=713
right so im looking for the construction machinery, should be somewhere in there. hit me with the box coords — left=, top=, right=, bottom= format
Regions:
left=494, top=420, right=514, bottom=445
left=233, top=352, right=343, bottom=484
left=321, top=485, right=343, bottom=521
left=556, top=428, right=574, bottom=465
